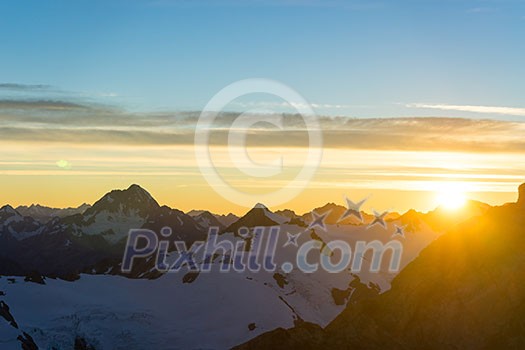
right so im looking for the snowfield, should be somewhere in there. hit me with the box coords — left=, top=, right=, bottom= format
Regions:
left=0, top=219, right=440, bottom=350
left=1, top=273, right=296, bottom=350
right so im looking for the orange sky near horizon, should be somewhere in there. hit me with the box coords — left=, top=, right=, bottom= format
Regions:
left=0, top=143, right=522, bottom=215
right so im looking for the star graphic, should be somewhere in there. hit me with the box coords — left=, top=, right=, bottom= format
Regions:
left=392, top=224, right=406, bottom=238
left=308, top=211, right=330, bottom=231
left=283, top=232, right=301, bottom=247
left=339, top=196, right=369, bottom=223
left=367, top=210, right=389, bottom=230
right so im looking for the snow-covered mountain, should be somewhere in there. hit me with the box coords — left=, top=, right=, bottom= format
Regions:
left=0, top=205, right=45, bottom=241
left=64, top=184, right=162, bottom=244
left=15, top=203, right=91, bottom=224
left=45, top=184, right=206, bottom=246
left=0, top=185, right=206, bottom=278
left=0, top=184, right=495, bottom=349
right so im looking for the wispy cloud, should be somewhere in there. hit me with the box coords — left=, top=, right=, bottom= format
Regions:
left=0, top=83, right=52, bottom=91
left=406, top=103, right=525, bottom=117
left=1, top=102, right=525, bottom=153
left=1, top=95, right=525, bottom=153
left=0, top=99, right=89, bottom=111
left=229, top=101, right=358, bottom=111
left=0, top=83, right=119, bottom=104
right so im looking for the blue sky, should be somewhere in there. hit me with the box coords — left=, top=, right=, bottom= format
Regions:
left=1, top=0, right=525, bottom=212
left=1, top=0, right=524, bottom=118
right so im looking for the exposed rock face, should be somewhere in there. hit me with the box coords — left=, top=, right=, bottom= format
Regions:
left=518, top=183, right=525, bottom=206
left=17, top=332, right=38, bottom=350
left=236, top=183, right=525, bottom=350
left=24, top=271, right=46, bottom=285
left=74, top=336, right=96, bottom=350
left=272, top=273, right=288, bottom=289
left=1, top=299, right=40, bottom=349
left=182, top=271, right=200, bottom=284
left=0, top=300, right=18, bottom=329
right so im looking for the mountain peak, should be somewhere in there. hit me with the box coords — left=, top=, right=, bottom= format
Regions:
left=194, top=211, right=225, bottom=229
left=127, top=183, right=144, bottom=191
left=224, top=204, right=284, bottom=233
left=518, top=183, right=525, bottom=206
left=0, top=205, right=18, bottom=215
left=89, top=184, right=160, bottom=215
left=126, top=184, right=152, bottom=196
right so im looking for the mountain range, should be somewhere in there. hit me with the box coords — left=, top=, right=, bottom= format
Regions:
left=235, top=184, right=525, bottom=350
left=15, top=203, right=91, bottom=224
left=0, top=183, right=504, bottom=349
left=0, top=184, right=490, bottom=279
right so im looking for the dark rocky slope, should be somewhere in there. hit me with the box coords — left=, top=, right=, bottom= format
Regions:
left=235, top=183, right=525, bottom=350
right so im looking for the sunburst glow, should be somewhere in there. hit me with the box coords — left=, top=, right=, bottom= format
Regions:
left=435, top=182, right=468, bottom=210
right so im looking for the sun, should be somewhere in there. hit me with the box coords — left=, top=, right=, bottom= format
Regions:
left=435, top=183, right=467, bottom=210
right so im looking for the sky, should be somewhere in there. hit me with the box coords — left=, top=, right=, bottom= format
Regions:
left=1, top=0, right=525, bottom=214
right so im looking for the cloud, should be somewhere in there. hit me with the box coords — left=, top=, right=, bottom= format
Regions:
left=406, top=103, right=525, bottom=117
left=0, top=83, right=119, bottom=104
left=1, top=96, right=524, bottom=153
left=0, top=99, right=197, bottom=127
left=1, top=106, right=525, bottom=153
left=0, top=83, right=52, bottom=91
left=0, top=99, right=89, bottom=111
left=229, top=101, right=357, bottom=111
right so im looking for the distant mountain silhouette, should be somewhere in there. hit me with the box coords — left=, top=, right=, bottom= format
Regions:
left=518, top=183, right=525, bottom=205
left=0, top=184, right=206, bottom=278
left=0, top=184, right=495, bottom=285
left=0, top=205, right=44, bottom=240
left=273, top=209, right=298, bottom=219
left=274, top=209, right=307, bottom=227
left=15, top=203, right=90, bottom=223
left=223, top=203, right=287, bottom=234
left=234, top=183, right=525, bottom=350
left=87, top=183, right=160, bottom=217
left=188, top=210, right=239, bottom=227
left=189, top=210, right=226, bottom=230
left=398, top=199, right=490, bottom=233
left=215, top=212, right=240, bottom=227
left=300, top=203, right=399, bottom=226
